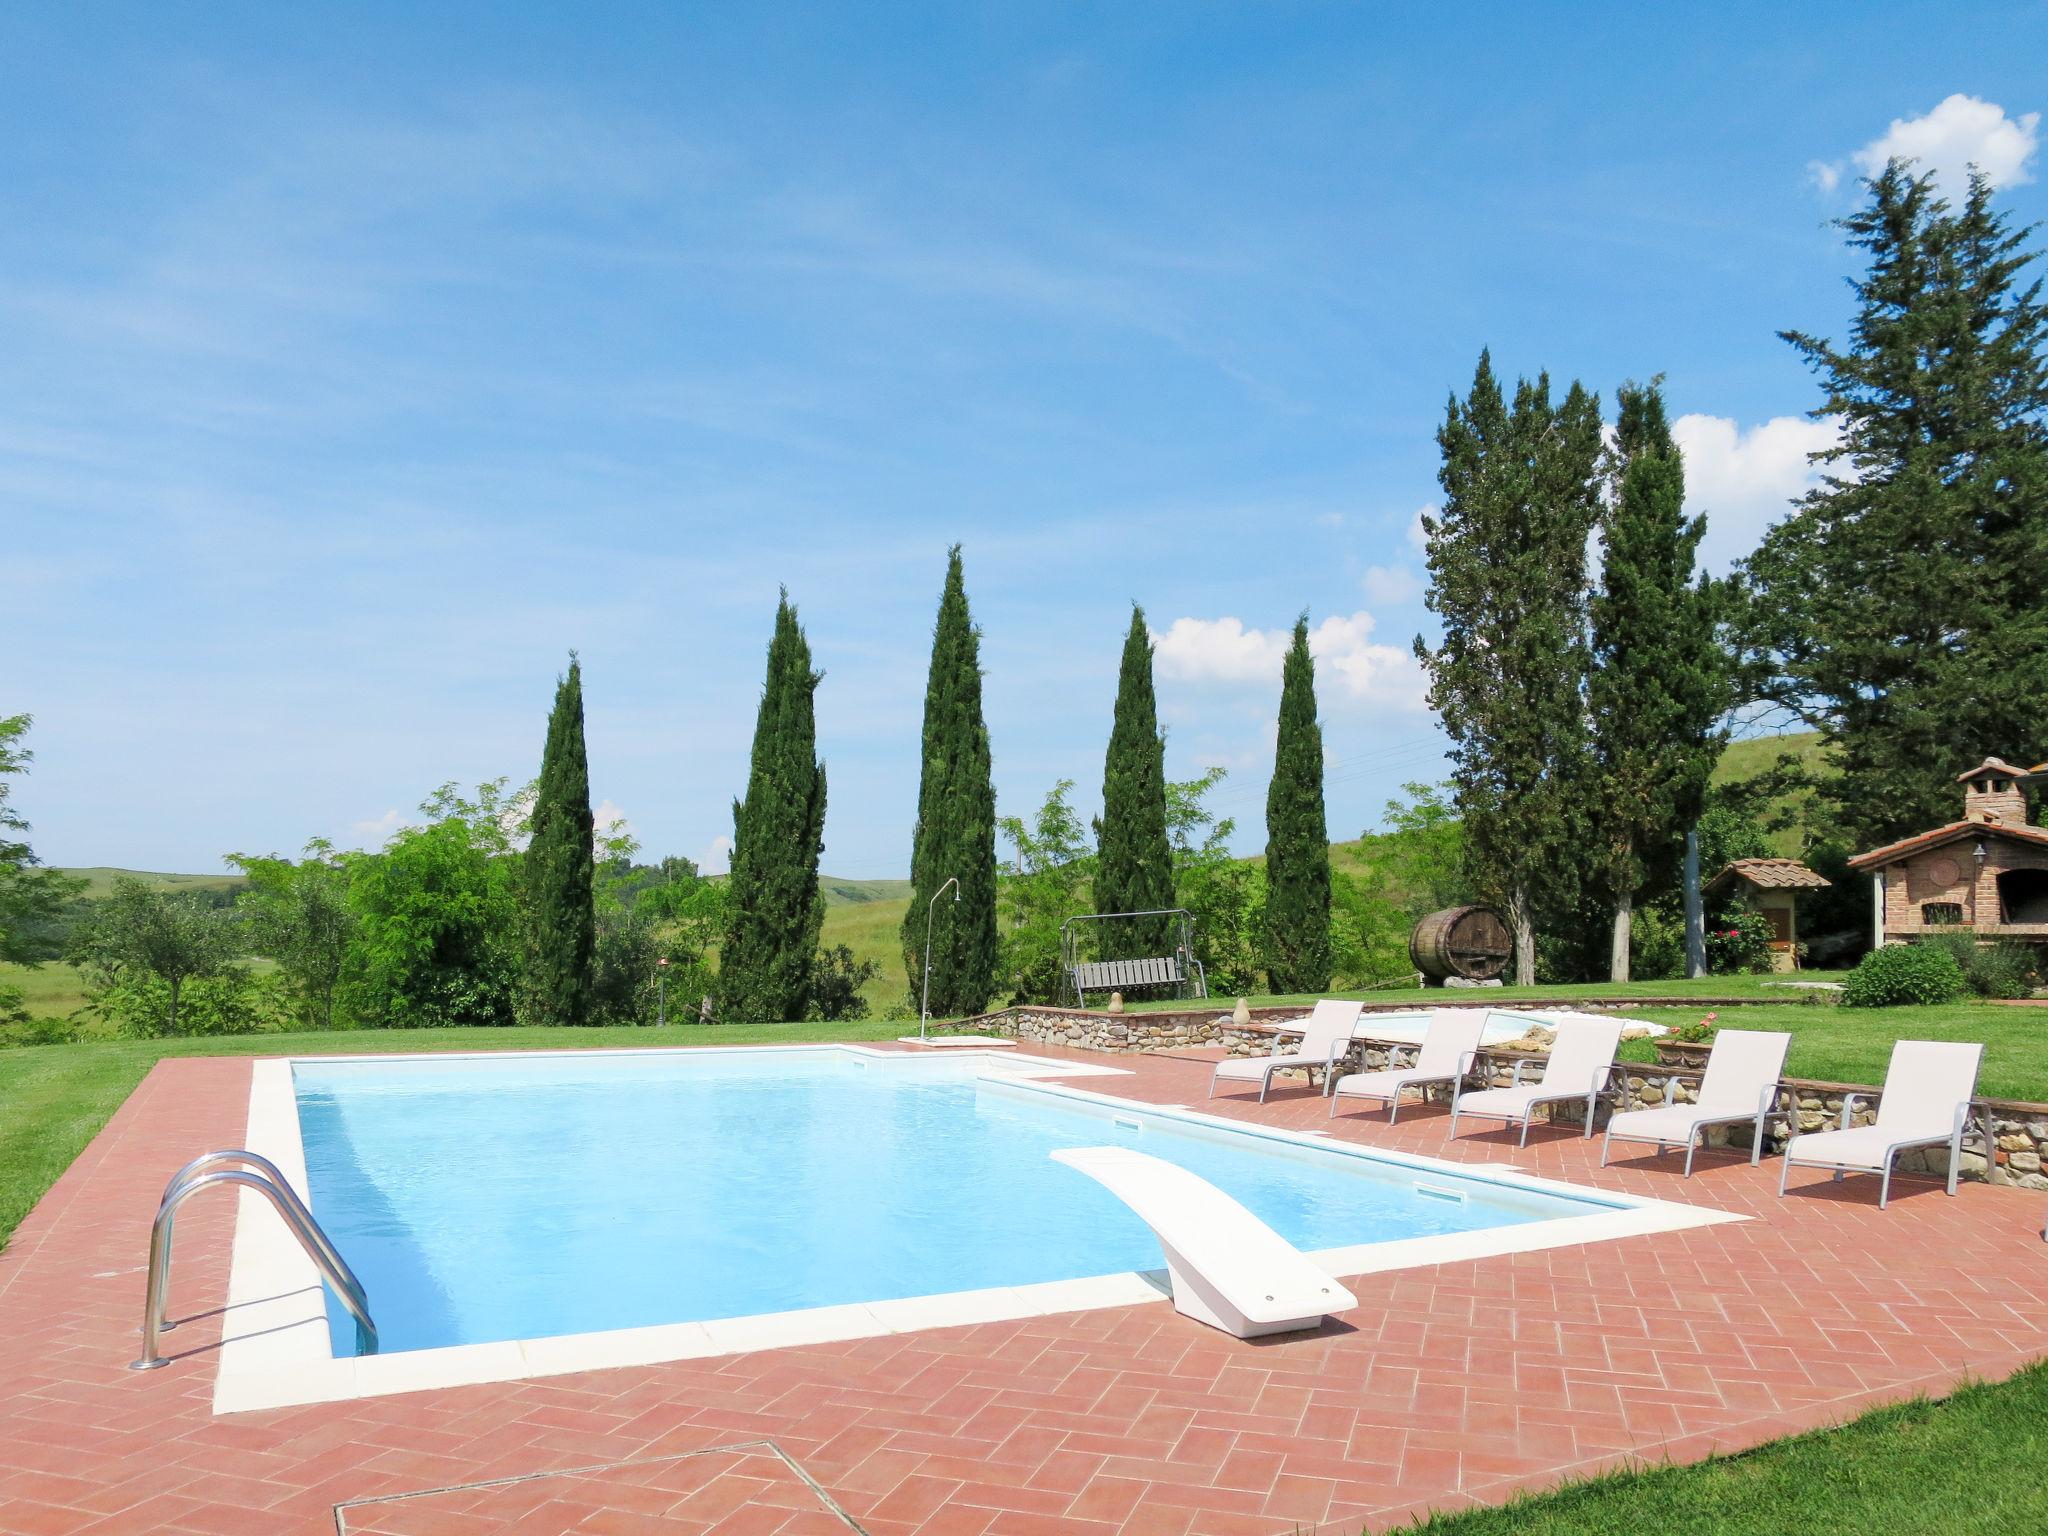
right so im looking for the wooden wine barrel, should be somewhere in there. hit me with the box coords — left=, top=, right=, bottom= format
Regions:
left=1409, top=905, right=1513, bottom=982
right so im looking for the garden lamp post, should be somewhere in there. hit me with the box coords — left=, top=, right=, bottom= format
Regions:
left=657, top=956, right=669, bottom=1028
left=919, top=876, right=961, bottom=1042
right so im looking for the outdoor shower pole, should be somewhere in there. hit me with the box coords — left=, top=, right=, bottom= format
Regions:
left=920, top=877, right=960, bottom=1042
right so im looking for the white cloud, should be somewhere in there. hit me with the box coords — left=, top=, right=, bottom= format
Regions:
left=591, top=798, right=634, bottom=839
left=1153, top=611, right=1425, bottom=708
left=1316, top=511, right=1346, bottom=529
left=696, top=834, right=733, bottom=875
left=1406, top=505, right=1433, bottom=553
left=1361, top=564, right=1419, bottom=605
left=1815, top=94, right=2041, bottom=197
left=346, top=808, right=405, bottom=848
left=1672, top=412, right=1842, bottom=570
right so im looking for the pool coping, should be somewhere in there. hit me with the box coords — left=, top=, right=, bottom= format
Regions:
left=212, top=1044, right=1742, bottom=1415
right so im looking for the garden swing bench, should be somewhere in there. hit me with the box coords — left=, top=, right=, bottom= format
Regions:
left=1060, top=908, right=1207, bottom=1008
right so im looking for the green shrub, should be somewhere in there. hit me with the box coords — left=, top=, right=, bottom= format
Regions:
left=85, top=966, right=287, bottom=1037
left=1843, top=943, right=1967, bottom=1008
left=1704, top=902, right=1775, bottom=975
left=1920, top=930, right=2039, bottom=1000
left=807, top=945, right=877, bottom=1022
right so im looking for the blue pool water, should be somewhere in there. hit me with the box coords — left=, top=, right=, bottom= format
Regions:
left=292, top=1050, right=1620, bottom=1355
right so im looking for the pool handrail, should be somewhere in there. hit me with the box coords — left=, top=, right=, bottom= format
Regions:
left=132, top=1151, right=377, bottom=1370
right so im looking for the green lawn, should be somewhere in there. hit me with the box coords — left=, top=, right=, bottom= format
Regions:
left=1126, top=981, right=2047, bottom=1102
left=0, top=1020, right=908, bottom=1254
left=1415, top=1361, right=2048, bottom=1534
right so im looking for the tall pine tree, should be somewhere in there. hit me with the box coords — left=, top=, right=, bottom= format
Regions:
left=1417, top=353, right=1603, bottom=986
left=719, top=593, right=827, bottom=1022
left=1742, top=164, right=2048, bottom=845
left=1263, top=615, right=1332, bottom=991
left=520, top=655, right=596, bottom=1026
left=1589, top=381, right=1727, bottom=982
left=901, top=546, right=999, bottom=1016
left=1094, top=606, right=1176, bottom=959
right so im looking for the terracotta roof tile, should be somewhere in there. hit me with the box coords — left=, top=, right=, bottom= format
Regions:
left=1847, top=817, right=2048, bottom=870
left=1709, top=857, right=1832, bottom=891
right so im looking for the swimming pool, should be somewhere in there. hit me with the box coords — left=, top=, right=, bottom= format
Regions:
left=213, top=1046, right=1736, bottom=1412
left=294, top=1049, right=1621, bottom=1355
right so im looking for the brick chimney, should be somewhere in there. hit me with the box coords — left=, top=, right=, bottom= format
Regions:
left=1958, top=757, right=2031, bottom=827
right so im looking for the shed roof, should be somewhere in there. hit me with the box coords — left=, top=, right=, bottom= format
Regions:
left=1706, top=858, right=1832, bottom=894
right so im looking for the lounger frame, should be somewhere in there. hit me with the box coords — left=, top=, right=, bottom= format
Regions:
left=1329, top=1046, right=1482, bottom=1123
left=1777, top=1094, right=1976, bottom=1210
left=1601, top=1078, right=1792, bottom=1176
left=1449, top=1055, right=1618, bottom=1147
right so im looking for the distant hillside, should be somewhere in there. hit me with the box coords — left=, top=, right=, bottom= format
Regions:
left=818, top=876, right=913, bottom=907
left=1712, top=730, right=1830, bottom=856
left=55, top=867, right=246, bottom=899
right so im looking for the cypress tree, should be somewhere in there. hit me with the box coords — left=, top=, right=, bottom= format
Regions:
left=719, top=592, right=827, bottom=1022
left=1742, top=164, right=2048, bottom=845
left=1417, top=353, right=1602, bottom=986
left=1094, top=606, right=1176, bottom=958
left=521, top=655, right=596, bottom=1026
left=901, top=546, right=1000, bottom=1017
left=1589, top=380, right=1727, bottom=982
left=1263, top=615, right=1332, bottom=991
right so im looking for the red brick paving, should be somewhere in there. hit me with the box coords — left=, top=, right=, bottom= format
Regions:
left=1, top=1045, right=2045, bottom=1535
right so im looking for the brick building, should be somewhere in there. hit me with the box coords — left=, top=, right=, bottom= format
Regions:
left=1847, top=756, right=2048, bottom=946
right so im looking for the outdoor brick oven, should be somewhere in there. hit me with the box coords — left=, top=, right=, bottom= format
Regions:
left=1848, top=755, right=2048, bottom=945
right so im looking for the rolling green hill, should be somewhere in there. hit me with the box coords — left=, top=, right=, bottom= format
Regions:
left=53, top=866, right=246, bottom=899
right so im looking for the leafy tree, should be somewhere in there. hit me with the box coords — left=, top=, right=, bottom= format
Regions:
left=1740, top=165, right=2048, bottom=846
left=719, top=593, right=827, bottom=1022
left=228, top=841, right=355, bottom=1028
left=1262, top=615, right=1332, bottom=991
left=1167, top=768, right=1266, bottom=995
left=79, top=876, right=239, bottom=1035
left=808, top=944, right=878, bottom=1022
left=901, top=547, right=999, bottom=1016
left=1589, top=379, right=1728, bottom=980
left=632, top=853, right=726, bottom=1008
left=0, top=716, right=86, bottom=988
left=1094, top=606, right=1175, bottom=955
left=341, top=780, right=523, bottom=1027
left=1417, top=353, right=1603, bottom=984
left=996, top=780, right=1095, bottom=1003
left=520, top=656, right=597, bottom=1026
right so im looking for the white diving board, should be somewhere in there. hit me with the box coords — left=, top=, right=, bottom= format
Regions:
left=1050, top=1146, right=1357, bottom=1338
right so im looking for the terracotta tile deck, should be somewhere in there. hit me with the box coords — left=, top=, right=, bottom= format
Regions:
left=2, top=1044, right=2046, bottom=1535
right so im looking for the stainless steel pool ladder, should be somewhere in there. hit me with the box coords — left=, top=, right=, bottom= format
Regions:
left=130, top=1149, right=378, bottom=1371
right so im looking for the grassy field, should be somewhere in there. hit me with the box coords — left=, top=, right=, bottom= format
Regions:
left=1126, top=982, right=2048, bottom=1101
left=1417, top=1361, right=2048, bottom=1534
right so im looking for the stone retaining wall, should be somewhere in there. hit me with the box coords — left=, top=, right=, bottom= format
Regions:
left=957, top=1004, right=2048, bottom=1192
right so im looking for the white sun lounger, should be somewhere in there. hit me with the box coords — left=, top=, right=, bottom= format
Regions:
left=1329, top=1008, right=1487, bottom=1122
left=1778, top=1039, right=1983, bottom=1209
left=1449, top=1016, right=1624, bottom=1145
left=1051, top=1146, right=1357, bottom=1337
left=1209, top=999, right=1364, bottom=1102
left=1601, top=1028, right=1791, bottom=1176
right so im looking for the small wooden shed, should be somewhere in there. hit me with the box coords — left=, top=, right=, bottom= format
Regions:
left=1704, top=858, right=1831, bottom=972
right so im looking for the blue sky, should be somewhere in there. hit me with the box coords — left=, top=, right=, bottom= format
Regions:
left=5, top=2, right=2044, bottom=877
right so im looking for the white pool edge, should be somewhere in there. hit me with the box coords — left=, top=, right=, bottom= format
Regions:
left=212, top=1044, right=1741, bottom=1415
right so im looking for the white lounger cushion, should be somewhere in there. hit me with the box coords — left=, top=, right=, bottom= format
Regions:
left=1604, top=1028, right=1791, bottom=1159
left=1784, top=1040, right=1984, bottom=1172
left=1452, top=1017, right=1625, bottom=1140
left=1333, top=1009, right=1487, bottom=1113
left=1212, top=999, right=1364, bottom=1083
left=1051, top=1146, right=1356, bottom=1337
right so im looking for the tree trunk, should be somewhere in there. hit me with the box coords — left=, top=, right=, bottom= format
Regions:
left=1609, top=891, right=1633, bottom=983
left=1510, top=883, right=1536, bottom=987
left=1683, top=830, right=1706, bottom=978
left=167, top=978, right=181, bottom=1036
